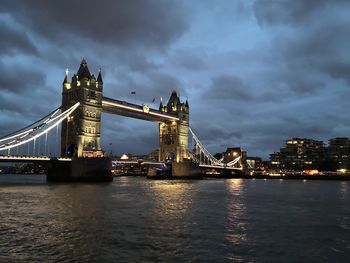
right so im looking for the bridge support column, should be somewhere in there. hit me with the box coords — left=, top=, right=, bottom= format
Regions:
left=47, top=158, right=113, bottom=182
left=61, top=59, right=104, bottom=158
left=156, top=91, right=201, bottom=179
left=171, top=159, right=202, bottom=179
left=159, top=90, right=189, bottom=163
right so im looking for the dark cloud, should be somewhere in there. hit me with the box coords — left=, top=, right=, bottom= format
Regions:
left=0, top=0, right=188, bottom=50
left=171, top=49, right=208, bottom=71
left=207, top=74, right=254, bottom=101
left=104, top=70, right=186, bottom=105
left=192, top=124, right=242, bottom=143
left=278, top=21, right=350, bottom=64
left=0, top=92, right=25, bottom=114
left=253, top=0, right=350, bottom=97
left=321, top=60, right=350, bottom=84
left=253, top=0, right=346, bottom=26
left=0, top=61, right=45, bottom=94
left=0, top=87, right=59, bottom=117
left=277, top=72, right=325, bottom=94
left=121, top=52, right=160, bottom=73
left=0, top=20, right=38, bottom=55
left=0, top=87, right=60, bottom=137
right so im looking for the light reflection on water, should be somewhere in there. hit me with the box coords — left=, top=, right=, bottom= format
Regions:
left=225, top=179, right=247, bottom=247
left=224, top=179, right=247, bottom=262
left=340, top=181, right=348, bottom=198
left=151, top=181, right=194, bottom=219
left=0, top=175, right=350, bottom=262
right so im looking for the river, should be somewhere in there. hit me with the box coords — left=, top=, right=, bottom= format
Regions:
left=0, top=175, right=349, bottom=262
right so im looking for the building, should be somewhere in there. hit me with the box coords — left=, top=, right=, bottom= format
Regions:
left=270, top=138, right=325, bottom=170
left=270, top=152, right=283, bottom=168
left=246, top=156, right=263, bottom=170
left=223, top=147, right=241, bottom=163
left=326, top=137, right=350, bottom=168
left=222, top=147, right=245, bottom=168
left=327, top=137, right=350, bottom=160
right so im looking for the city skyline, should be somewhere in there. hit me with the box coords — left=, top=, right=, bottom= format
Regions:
left=0, top=1, right=349, bottom=159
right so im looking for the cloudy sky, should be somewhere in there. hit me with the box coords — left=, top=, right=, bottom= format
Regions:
left=0, top=0, right=349, bottom=159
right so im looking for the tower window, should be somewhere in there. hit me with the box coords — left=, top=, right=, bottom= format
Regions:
left=89, top=91, right=96, bottom=99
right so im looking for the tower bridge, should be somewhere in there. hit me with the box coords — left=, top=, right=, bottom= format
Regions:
left=0, top=59, right=243, bottom=181
left=61, top=59, right=189, bottom=163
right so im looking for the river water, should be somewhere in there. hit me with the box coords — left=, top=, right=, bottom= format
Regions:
left=0, top=175, right=349, bottom=262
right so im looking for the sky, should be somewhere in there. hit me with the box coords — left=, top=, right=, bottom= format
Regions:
left=0, top=0, right=349, bottom=159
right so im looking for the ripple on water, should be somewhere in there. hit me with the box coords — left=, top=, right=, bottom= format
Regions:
left=0, top=176, right=350, bottom=262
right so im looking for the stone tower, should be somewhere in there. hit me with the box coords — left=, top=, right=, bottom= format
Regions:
left=159, top=90, right=189, bottom=163
left=61, top=59, right=103, bottom=157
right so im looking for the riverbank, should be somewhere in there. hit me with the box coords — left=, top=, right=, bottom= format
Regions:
left=202, top=173, right=350, bottom=180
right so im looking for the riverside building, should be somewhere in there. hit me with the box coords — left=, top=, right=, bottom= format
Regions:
left=270, top=138, right=325, bottom=170
left=326, top=137, right=350, bottom=167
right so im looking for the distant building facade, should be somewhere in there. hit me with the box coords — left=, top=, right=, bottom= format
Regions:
left=327, top=137, right=350, bottom=160
left=246, top=156, right=263, bottom=170
left=270, top=138, right=325, bottom=170
left=223, top=147, right=241, bottom=163
left=222, top=147, right=245, bottom=168
left=270, top=137, right=350, bottom=170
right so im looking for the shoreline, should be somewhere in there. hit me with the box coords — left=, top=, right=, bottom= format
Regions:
left=203, top=174, right=350, bottom=180
left=1, top=173, right=350, bottom=181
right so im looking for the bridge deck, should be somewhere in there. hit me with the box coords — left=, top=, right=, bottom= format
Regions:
left=199, top=164, right=243, bottom=170
left=102, top=97, right=179, bottom=122
left=0, top=156, right=71, bottom=163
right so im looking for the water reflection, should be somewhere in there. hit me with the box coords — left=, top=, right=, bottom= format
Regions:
left=225, top=179, right=249, bottom=261
left=150, top=181, right=194, bottom=221
left=340, top=181, right=348, bottom=199
left=1, top=176, right=350, bottom=262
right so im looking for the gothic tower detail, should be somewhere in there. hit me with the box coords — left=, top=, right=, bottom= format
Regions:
left=61, top=59, right=103, bottom=157
left=159, top=90, right=189, bottom=163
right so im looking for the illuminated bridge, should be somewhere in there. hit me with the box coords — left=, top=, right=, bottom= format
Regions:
left=0, top=156, right=71, bottom=163
left=0, top=59, right=242, bottom=180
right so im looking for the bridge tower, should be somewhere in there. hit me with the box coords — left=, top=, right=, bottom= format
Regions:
left=61, top=59, right=103, bottom=158
left=159, top=91, right=189, bottom=163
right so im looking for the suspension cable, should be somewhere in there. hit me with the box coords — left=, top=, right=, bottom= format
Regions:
left=189, top=127, right=224, bottom=166
left=0, top=103, right=79, bottom=151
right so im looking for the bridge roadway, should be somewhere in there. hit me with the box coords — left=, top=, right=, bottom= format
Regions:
left=113, top=160, right=165, bottom=165
left=113, top=160, right=242, bottom=170
left=0, top=156, right=72, bottom=163
left=199, top=164, right=243, bottom=170
left=102, top=97, right=179, bottom=122
left=0, top=156, right=242, bottom=172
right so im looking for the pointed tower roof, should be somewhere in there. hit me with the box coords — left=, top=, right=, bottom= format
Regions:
left=159, top=97, right=163, bottom=110
left=185, top=98, right=189, bottom=108
left=77, top=58, right=91, bottom=79
left=167, top=90, right=180, bottom=108
left=97, top=68, right=103, bottom=83
left=63, top=68, right=69, bottom=84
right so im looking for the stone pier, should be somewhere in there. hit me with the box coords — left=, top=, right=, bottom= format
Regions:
left=47, top=157, right=113, bottom=182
